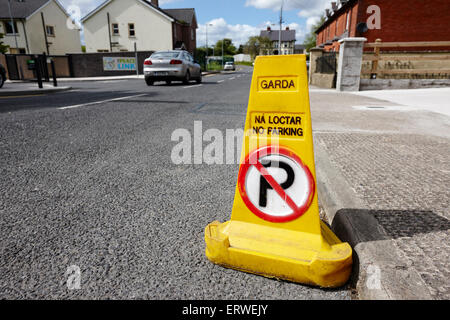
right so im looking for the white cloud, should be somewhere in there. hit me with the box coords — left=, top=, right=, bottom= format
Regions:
left=246, top=0, right=330, bottom=13
left=197, top=18, right=261, bottom=47
left=198, top=18, right=308, bottom=47
left=197, top=18, right=308, bottom=47
left=246, top=0, right=330, bottom=32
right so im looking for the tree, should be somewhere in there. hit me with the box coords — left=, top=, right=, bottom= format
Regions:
left=243, top=36, right=272, bottom=60
left=0, top=33, right=9, bottom=54
left=213, top=38, right=236, bottom=56
left=303, top=16, right=326, bottom=52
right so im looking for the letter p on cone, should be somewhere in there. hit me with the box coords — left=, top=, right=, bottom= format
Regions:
left=204, top=55, right=352, bottom=287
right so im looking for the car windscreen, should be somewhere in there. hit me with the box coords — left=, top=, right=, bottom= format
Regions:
left=151, top=52, right=180, bottom=59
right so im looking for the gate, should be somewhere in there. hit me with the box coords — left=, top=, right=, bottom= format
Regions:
left=5, top=54, right=19, bottom=80
left=315, top=52, right=337, bottom=74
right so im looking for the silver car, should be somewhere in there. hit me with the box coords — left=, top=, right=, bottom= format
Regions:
left=224, top=61, right=235, bottom=71
left=143, top=50, right=202, bottom=86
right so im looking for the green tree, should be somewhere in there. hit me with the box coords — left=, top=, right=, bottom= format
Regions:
left=303, top=16, right=326, bottom=52
left=0, top=33, right=9, bottom=54
left=243, top=36, right=272, bottom=60
left=213, top=38, right=236, bottom=56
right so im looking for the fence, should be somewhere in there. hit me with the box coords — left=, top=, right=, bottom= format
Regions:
left=2, top=54, right=72, bottom=81
left=361, top=40, right=450, bottom=79
left=1, top=51, right=155, bottom=80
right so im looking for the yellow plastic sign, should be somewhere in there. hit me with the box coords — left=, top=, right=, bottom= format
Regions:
left=204, top=54, right=352, bottom=287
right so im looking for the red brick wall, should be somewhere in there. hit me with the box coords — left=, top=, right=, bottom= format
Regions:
left=316, top=0, right=450, bottom=51
left=172, top=22, right=196, bottom=54
left=359, top=0, right=450, bottom=43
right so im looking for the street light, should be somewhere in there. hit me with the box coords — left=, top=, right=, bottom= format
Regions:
left=205, top=23, right=213, bottom=70
left=279, top=0, right=284, bottom=55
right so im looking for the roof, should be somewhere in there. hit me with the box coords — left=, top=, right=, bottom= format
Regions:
left=163, top=8, right=196, bottom=26
left=315, top=0, right=358, bottom=34
left=0, top=0, right=49, bottom=19
left=82, top=0, right=174, bottom=23
left=82, top=0, right=196, bottom=27
left=260, top=29, right=296, bottom=42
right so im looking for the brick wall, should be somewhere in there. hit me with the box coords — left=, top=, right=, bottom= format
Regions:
left=69, top=51, right=154, bottom=77
left=317, top=0, right=450, bottom=52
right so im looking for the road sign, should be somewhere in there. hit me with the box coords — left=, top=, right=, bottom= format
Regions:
left=239, top=146, right=315, bottom=223
left=204, top=54, right=352, bottom=288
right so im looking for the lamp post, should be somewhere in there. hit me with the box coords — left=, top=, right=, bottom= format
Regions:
left=7, top=0, right=19, bottom=52
left=221, top=38, right=224, bottom=69
left=205, top=23, right=213, bottom=70
left=279, top=0, right=284, bottom=55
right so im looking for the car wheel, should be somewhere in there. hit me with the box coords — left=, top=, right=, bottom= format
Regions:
left=0, top=73, right=4, bottom=89
left=196, top=75, right=202, bottom=84
left=145, top=78, right=154, bottom=86
left=183, top=71, right=190, bottom=84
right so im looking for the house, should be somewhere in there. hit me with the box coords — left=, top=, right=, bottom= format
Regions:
left=259, top=26, right=296, bottom=55
left=82, top=0, right=197, bottom=54
left=0, top=0, right=82, bottom=54
left=315, top=0, right=450, bottom=52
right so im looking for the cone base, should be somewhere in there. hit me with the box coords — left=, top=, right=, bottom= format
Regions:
left=204, top=220, right=352, bottom=288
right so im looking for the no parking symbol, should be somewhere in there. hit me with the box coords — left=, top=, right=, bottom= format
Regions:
left=238, top=146, right=315, bottom=223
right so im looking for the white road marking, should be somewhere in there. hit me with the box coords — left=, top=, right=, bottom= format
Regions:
left=58, top=94, right=147, bottom=110
left=183, top=84, right=203, bottom=89
left=217, top=80, right=225, bottom=83
left=229, top=77, right=235, bottom=80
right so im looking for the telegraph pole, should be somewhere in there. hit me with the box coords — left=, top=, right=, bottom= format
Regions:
left=279, top=0, right=284, bottom=55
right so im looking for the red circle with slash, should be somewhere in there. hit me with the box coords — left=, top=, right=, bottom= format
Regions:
left=238, top=146, right=315, bottom=223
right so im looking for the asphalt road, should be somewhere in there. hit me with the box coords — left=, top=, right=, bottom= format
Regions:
left=0, top=66, right=350, bottom=299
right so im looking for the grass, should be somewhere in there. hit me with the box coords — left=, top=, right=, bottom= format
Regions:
left=235, top=61, right=253, bottom=66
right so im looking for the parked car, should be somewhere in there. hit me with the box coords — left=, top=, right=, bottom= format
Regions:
left=0, top=63, right=6, bottom=89
left=143, top=50, right=202, bottom=86
left=224, top=61, right=235, bottom=71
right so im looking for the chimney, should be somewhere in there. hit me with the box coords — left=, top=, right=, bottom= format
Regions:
left=285, top=26, right=289, bottom=31
left=267, top=26, right=271, bottom=31
left=331, top=2, right=338, bottom=11
left=151, top=0, right=159, bottom=7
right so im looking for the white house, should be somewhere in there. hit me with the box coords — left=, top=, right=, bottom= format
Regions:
left=259, top=26, right=296, bottom=56
left=0, top=0, right=82, bottom=54
left=82, top=0, right=198, bottom=54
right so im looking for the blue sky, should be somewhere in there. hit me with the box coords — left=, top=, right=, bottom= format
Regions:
left=60, top=0, right=331, bottom=46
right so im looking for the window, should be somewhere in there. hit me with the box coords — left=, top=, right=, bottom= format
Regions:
left=112, top=23, right=119, bottom=35
left=346, top=12, right=350, bottom=31
left=191, top=28, right=194, bottom=41
left=46, top=25, right=55, bottom=37
left=128, top=23, right=135, bottom=37
left=4, top=21, right=18, bottom=34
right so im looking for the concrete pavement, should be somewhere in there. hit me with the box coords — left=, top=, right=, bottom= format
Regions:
left=310, top=87, right=450, bottom=299
left=0, top=82, right=71, bottom=97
